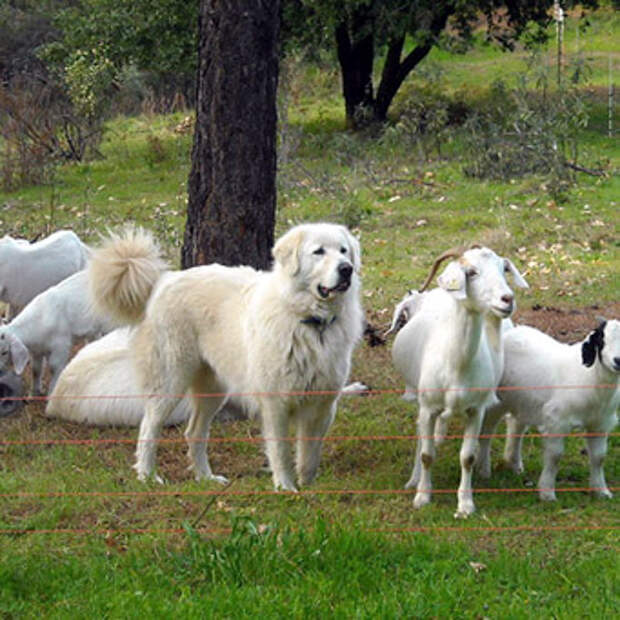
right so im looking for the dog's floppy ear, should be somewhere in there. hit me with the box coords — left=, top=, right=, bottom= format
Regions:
left=273, top=227, right=305, bottom=277
left=582, top=320, right=606, bottom=367
left=437, top=261, right=467, bottom=300
left=343, top=227, right=361, bottom=273
left=504, top=258, right=529, bottom=289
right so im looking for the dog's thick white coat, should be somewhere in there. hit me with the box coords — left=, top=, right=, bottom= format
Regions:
left=88, top=223, right=363, bottom=488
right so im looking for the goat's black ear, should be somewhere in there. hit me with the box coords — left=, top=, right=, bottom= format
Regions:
left=581, top=322, right=606, bottom=367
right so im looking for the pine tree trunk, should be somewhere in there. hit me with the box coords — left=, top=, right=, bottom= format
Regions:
left=182, top=0, right=280, bottom=270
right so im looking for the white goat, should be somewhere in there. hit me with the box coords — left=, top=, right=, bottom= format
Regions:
left=46, top=328, right=191, bottom=426
left=391, top=246, right=528, bottom=517
left=0, top=230, right=89, bottom=319
left=0, top=270, right=111, bottom=395
left=477, top=319, right=619, bottom=500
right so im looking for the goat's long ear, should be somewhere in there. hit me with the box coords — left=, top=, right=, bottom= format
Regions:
left=437, top=261, right=467, bottom=300
left=273, top=227, right=304, bottom=277
left=581, top=322, right=605, bottom=367
left=504, top=258, right=529, bottom=288
left=7, top=333, right=29, bottom=375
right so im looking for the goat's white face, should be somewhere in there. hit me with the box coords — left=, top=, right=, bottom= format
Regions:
left=438, top=248, right=528, bottom=318
left=273, top=223, right=360, bottom=302
left=601, top=320, right=620, bottom=373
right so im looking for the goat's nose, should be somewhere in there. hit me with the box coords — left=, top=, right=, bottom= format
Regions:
left=501, top=294, right=514, bottom=305
left=338, top=262, right=353, bottom=280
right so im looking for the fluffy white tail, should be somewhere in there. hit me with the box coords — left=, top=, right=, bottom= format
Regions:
left=89, top=227, right=167, bottom=325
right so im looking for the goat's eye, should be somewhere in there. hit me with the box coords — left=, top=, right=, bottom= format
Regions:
left=466, top=267, right=478, bottom=278
left=313, top=247, right=325, bottom=256
left=340, top=246, right=347, bottom=254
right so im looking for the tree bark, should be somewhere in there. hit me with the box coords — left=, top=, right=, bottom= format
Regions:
left=182, top=0, right=280, bottom=270
left=335, top=7, right=375, bottom=129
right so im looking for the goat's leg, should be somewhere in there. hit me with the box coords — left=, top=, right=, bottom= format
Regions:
left=538, top=435, right=564, bottom=501
left=296, top=397, right=336, bottom=487
left=585, top=433, right=612, bottom=499
left=260, top=398, right=297, bottom=491
left=413, top=406, right=439, bottom=509
left=47, top=347, right=70, bottom=395
left=404, top=436, right=422, bottom=489
left=503, top=415, right=526, bottom=474
left=455, top=407, right=484, bottom=519
left=30, top=356, right=44, bottom=397
left=477, top=404, right=505, bottom=479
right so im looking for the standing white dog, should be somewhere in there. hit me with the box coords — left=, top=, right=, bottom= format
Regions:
left=89, top=223, right=363, bottom=489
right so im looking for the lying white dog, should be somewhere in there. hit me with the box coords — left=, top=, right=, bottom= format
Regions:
left=46, top=328, right=191, bottom=426
left=89, top=223, right=363, bottom=489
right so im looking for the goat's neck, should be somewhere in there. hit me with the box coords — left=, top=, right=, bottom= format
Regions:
left=450, top=303, right=484, bottom=369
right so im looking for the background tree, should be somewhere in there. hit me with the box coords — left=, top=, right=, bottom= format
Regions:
left=284, top=0, right=599, bottom=128
left=181, top=0, right=280, bottom=269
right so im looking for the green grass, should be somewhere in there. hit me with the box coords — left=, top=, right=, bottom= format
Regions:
left=0, top=6, right=618, bottom=617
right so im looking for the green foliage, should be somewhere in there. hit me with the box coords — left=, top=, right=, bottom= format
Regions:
left=43, top=0, right=197, bottom=89
left=63, top=47, right=115, bottom=120
left=461, top=49, right=594, bottom=202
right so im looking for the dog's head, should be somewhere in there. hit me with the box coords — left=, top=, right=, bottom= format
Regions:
left=582, top=319, right=620, bottom=373
left=273, top=223, right=361, bottom=301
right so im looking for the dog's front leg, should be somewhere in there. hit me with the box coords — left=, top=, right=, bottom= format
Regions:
left=260, top=399, right=297, bottom=491
left=296, top=398, right=336, bottom=486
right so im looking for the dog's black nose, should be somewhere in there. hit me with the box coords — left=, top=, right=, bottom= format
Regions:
left=338, top=262, right=353, bottom=281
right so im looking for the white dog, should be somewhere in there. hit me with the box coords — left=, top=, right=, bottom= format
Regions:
left=89, top=223, right=363, bottom=489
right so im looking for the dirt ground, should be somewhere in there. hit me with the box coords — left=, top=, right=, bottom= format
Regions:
left=510, top=301, right=620, bottom=343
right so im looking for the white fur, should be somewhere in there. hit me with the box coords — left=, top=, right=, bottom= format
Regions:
left=0, top=270, right=112, bottom=395
left=0, top=230, right=89, bottom=319
left=46, top=327, right=190, bottom=426
left=391, top=247, right=528, bottom=518
left=478, top=320, right=619, bottom=500
left=88, top=223, right=364, bottom=488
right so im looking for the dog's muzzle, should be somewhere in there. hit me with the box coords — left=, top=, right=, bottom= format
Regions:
left=318, top=262, right=353, bottom=298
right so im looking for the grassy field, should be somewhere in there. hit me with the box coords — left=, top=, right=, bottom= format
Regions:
left=0, top=7, right=618, bottom=618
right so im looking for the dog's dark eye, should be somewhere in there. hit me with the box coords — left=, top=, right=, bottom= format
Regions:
left=340, top=246, right=347, bottom=254
left=313, top=247, right=325, bottom=256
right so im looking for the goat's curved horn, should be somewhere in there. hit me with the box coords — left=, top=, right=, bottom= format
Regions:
left=419, top=246, right=466, bottom=292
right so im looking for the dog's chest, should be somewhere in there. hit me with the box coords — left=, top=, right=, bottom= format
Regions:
left=283, top=325, right=346, bottom=392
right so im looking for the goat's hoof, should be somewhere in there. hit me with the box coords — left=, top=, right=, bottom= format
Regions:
left=275, top=480, right=299, bottom=493
left=454, top=499, right=475, bottom=519
left=412, top=492, right=431, bottom=509
left=477, top=464, right=492, bottom=479
left=194, top=472, right=229, bottom=485
left=539, top=491, right=557, bottom=502
left=593, top=488, right=613, bottom=499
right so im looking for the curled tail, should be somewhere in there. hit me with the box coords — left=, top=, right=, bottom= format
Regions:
left=89, top=227, right=168, bottom=325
